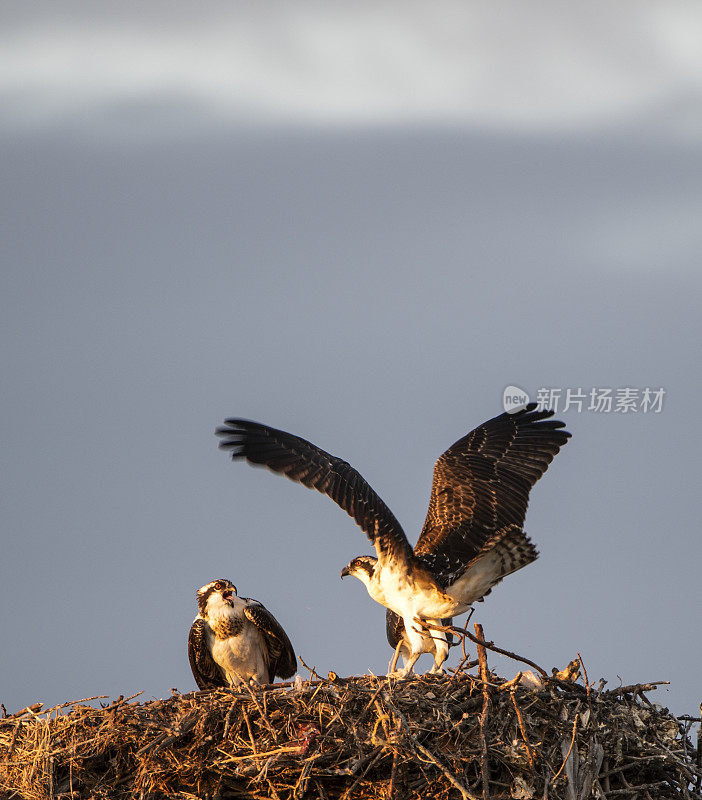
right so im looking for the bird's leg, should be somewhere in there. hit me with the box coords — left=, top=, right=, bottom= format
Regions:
left=429, top=638, right=449, bottom=674
left=417, top=618, right=449, bottom=675
left=392, top=614, right=426, bottom=678
left=397, top=650, right=422, bottom=678
left=388, top=640, right=404, bottom=675
left=411, top=616, right=448, bottom=675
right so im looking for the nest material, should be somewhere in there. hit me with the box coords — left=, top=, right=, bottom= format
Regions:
left=1, top=679, right=700, bottom=800
left=1, top=654, right=700, bottom=800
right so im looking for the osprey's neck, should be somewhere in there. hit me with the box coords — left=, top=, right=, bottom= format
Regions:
left=204, top=594, right=244, bottom=624
left=353, top=569, right=374, bottom=591
left=354, top=565, right=388, bottom=606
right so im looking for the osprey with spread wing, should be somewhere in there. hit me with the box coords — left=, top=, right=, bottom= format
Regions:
left=216, top=404, right=570, bottom=676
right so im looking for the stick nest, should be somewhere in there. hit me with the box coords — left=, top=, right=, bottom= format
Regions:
left=1, top=666, right=700, bottom=800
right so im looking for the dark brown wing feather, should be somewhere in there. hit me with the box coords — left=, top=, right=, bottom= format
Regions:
left=243, top=602, right=297, bottom=681
left=414, top=404, right=570, bottom=586
left=188, top=617, right=226, bottom=690
left=385, top=609, right=405, bottom=650
left=216, top=419, right=414, bottom=565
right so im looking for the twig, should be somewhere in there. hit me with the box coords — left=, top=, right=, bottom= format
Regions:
left=552, top=713, right=578, bottom=782
left=598, top=760, right=660, bottom=781
left=604, top=682, right=670, bottom=697
left=241, top=706, right=259, bottom=765
left=388, top=746, right=399, bottom=800
left=498, top=672, right=523, bottom=693
left=577, top=652, right=590, bottom=701
left=356, top=681, right=387, bottom=724
left=42, top=696, right=111, bottom=716
left=293, top=759, right=314, bottom=799
left=339, top=746, right=386, bottom=800
left=475, top=623, right=491, bottom=800
left=600, top=782, right=667, bottom=796
left=601, top=756, right=611, bottom=794
left=243, top=682, right=278, bottom=741
left=215, top=744, right=310, bottom=762
left=388, top=718, right=401, bottom=800
left=460, top=613, right=475, bottom=660
left=298, top=655, right=321, bottom=682
left=136, top=709, right=199, bottom=756
left=5, top=722, right=22, bottom=760
left=47, top=754, right=54, bottom=800
left=511, top=689, right=535, bottom=766
left=223, top=698, right=238, bottom=738
left=449, top=652, right=480, bottom=681
left=3, top=702, right=44, bottom=719
left=425, top=620, right=549, bottom=678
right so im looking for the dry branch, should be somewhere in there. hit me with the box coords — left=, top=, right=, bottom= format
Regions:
left=474, top=623, right=491, bottom=800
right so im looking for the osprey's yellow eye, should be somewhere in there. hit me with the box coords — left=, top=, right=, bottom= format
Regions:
left=214, top=581, right=222, bottom=591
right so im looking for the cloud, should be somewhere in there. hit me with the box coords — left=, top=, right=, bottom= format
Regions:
left=1, top=1, right=702, bottom=137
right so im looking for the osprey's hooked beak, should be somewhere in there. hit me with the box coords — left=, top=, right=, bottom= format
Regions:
left=222, top=589, right=235, bottom=605
left=340, top=565, right=350, bottom=579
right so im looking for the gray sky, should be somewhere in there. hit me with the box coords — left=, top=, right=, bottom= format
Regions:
left=1, top=2, right=701, bottom=721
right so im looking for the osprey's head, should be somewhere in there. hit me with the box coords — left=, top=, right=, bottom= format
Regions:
left=197, top=578, right=237, bottom=616
left=340, top=556, right=377, bottom=587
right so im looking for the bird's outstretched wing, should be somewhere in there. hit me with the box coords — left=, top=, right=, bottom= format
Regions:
left=243, top=601, right=297, bottom=681
left=216, top=419, right=415, bottom=565
left=188, top=617, right=225, bottom=690
left=414, top=404, right=570, bottom=586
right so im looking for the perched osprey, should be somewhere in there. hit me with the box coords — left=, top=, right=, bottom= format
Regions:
left=216, top=404, right=570, bottom=676
left=188, top=578, right=296, bottom=688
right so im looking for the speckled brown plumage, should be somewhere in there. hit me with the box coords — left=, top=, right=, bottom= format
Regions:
left=188, top=618, right=223, bottom=689
left=414, top=405, right=569, bottom=587
left=243, top=602, right=297, bottom=680
left=215, top=419, right=414, bottom=566
left=209, top=615, right=244, bottom=639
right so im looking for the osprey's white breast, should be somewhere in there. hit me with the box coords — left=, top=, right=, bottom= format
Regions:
left=372, top=562, right=458, bottom=620
left=205, top=599, right=269, bottom=685
left=209, top=625, right=269, bottom=685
